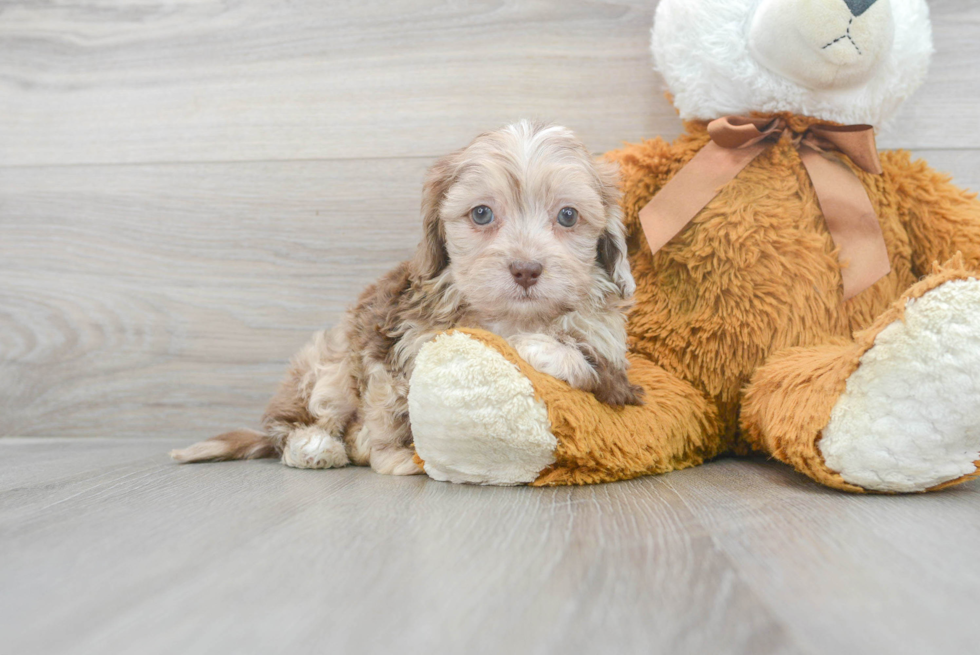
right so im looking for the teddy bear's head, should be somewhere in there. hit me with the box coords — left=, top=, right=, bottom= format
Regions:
left=652, top=0, right=933, bottom=127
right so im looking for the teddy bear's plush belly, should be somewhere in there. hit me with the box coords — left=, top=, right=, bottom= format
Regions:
left=625, top=144, right=913, bottom=443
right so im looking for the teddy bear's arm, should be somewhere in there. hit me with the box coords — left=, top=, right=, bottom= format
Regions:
left=605, top=136, right=691, bottom=241
left=532, top=350, right=724, bottom=485
left=409, top=329, right=725, bottom=486
left=884, top=150, right=980, bottom=275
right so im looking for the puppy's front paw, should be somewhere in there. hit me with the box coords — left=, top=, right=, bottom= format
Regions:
left=282, top=426, right=350, bottom=469
left=592, top=368, right=645, bottom=407
left=508, top=333, right=599, bottom=390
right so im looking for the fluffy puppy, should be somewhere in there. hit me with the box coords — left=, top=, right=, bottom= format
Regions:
left=172, top=121, right=641, bottom=475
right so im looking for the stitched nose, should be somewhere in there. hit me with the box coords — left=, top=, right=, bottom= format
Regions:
left=509, top=261, right=543, bottom=289
left=842, top=0, right=877, bottom=17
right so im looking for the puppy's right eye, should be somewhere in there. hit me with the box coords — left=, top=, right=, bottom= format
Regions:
left=470, top=205, right=494, bottom=225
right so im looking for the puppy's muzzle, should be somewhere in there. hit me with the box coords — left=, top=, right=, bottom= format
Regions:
left=509, top=260, right=543, bottom=289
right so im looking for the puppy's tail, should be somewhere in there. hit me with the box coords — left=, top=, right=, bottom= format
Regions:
left=170, top=429, right=278, bottom=464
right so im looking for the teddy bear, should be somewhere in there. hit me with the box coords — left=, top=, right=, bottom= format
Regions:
left=406, top=0, right=980, bottom=493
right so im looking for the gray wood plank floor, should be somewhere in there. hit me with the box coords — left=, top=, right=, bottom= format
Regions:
left=3, top=438, right=979, bottom=655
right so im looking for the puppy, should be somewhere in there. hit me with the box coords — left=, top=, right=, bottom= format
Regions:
left=172, top=121, right=641, bottom=475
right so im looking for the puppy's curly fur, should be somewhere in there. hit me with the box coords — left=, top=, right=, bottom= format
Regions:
left=172, top=121, right=640, bottom=474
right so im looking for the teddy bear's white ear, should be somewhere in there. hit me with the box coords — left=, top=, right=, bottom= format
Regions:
left=651, top=0, right=933, bottom=128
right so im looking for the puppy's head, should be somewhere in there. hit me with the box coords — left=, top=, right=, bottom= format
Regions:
left=410, top=121, right=633, bottom=322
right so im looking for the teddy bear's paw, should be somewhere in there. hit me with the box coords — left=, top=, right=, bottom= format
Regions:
left=408, top=332, right=557, bottom=485
left=281, top=426, right=350, bottom=469
left=820, top=278, right=980, bottom=492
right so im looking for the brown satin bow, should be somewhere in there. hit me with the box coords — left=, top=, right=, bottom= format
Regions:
left=638, top=116, right=890, bottom=300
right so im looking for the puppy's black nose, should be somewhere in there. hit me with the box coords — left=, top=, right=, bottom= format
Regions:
left=842, top=0, right=877, bottom=17
left=509, top=261, right=543, bottom=289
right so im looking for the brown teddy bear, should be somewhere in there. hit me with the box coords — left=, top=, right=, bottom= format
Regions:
left=408, top=0, right=980, bottom=492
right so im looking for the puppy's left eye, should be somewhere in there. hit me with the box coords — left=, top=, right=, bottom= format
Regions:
left=557, top=207, right=578, bottom=227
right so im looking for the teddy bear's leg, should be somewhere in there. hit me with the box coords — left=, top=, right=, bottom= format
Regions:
left=408, top=329, right=724, bottom=486
left=742, top=267, right=980, bottom=493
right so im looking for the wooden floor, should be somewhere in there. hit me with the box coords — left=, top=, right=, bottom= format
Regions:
left=3, top=438, right=980, bottom=655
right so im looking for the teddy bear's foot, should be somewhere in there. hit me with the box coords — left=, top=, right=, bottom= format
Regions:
left=820, top=278, right=980, bottom=492
left=408, top=331, right=557, bottom=485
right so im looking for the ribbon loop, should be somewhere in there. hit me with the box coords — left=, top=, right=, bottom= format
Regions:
left=707, top=116, right=785, bottom=149
left=638, top=116, right=890, bottom=300
left=804, top=124, right=882, bottom=175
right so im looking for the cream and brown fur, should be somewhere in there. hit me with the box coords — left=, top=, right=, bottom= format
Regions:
left=171, top=121, right=640, bottom=475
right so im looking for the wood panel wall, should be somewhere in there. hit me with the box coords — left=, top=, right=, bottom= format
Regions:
left=2, top=0, right=978, bottom=438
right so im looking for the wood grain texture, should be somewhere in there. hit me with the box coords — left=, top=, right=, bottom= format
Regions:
left=1, top=438, right=978, bottom=655
left=0, top=0, right=675, bottom=166
left=661, top=461, right=980, bottom=655
left=1, top=0, right=978, bottom=168
left=0, top=159, right=429, bottom=437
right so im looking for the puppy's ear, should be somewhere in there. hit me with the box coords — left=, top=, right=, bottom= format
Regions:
left=598, top=212, right=636, bottom=299
left=410, top=151, right=459, bottom=283
left=594, top=160, right=636, bottom=299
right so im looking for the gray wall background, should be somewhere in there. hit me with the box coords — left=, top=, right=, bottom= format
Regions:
left=2, top=0, right=978, bottom=439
